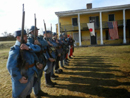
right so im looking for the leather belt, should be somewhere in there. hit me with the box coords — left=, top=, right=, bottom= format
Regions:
left=25, top=63, right=35, bottom=70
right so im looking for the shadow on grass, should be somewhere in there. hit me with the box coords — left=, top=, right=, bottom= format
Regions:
left=55, top=84, right=130, bottom=98
left=55, top=56, right=130, bottom=98
left=46, top=95, right=85, bottom=98
left=123, top=51, right=130, bottom=53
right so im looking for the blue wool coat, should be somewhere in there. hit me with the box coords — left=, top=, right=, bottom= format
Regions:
left=6, top=40, right=41, bottom=98
left=27, top=35, right=50, bottom=60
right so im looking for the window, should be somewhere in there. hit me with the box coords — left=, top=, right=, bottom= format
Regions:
left=89, top=16, right=99, bottom=28
left=109, top=14, right=114, bottom=21
left=72, top=18, right=78, bottom=26
left=89, top=16, right=96, bottom=23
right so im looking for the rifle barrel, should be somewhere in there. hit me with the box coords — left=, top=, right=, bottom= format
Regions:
left=34, top=14, right=36, bottom=40
left=21, top=4, right=25, bottom=44
left=43, top=20, right=47, bottom=39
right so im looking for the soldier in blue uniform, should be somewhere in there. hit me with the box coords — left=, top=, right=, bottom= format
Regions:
left=6, top=30, right=43, bottom=98
left=62, top=33, right=69, bottom=65
left=27, top=26, right=48, bottom=98
left=59, top=34, right=66, bottom=68
left=52, top=33, right=64, bottom=74
left=49, top=32, right=59, bottom=79
left=43, top=31, right=57, bottom=87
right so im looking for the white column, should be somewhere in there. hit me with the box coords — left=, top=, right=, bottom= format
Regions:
left=78, top=14, right=81, bottom=46
left=123, top=9, right=126, bottom=44
left=58, top=16, right=60, bottom=36
left=100, top=11, right=103, bottom=45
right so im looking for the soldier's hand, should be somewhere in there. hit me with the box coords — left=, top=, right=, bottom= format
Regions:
left=47, top=41, right=53, bottom=46
left=58, top=53, right=61, bottom=57
left=19, top=76, right=28, bottom=84
left=56, top=40, right=59, bottom=43
left=49, top=58, right=55, bottom=62
left=20, top=44, right=29, bottom=50
left=34, top=40, right=41, bottom=45
left=36, top=63, right=43, bottom=69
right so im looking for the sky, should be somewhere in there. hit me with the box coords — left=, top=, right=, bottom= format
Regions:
left=0, top=0, right=130, bottom=36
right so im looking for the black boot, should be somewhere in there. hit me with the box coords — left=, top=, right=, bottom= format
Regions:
left=65, top=59, right=69, bottom=62
left=55, top=70, right=60, bottom=74
left=48, top=72, right=57, bottom=85
left=38, top=90, right=48, bottom=96
left=26, top=95, right=30, bottom=98
left=35, top=94, right=41, bottom=98
left=51, top=74, right=58, bottom=78
left=51, top=74, right=59, bottom=80
left=69, top=56, right=72, bottom=59
left=45, top=73, right=54, bottom=87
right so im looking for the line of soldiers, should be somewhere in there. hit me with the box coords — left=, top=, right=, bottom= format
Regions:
left=6, top=26, right=75, bottom=98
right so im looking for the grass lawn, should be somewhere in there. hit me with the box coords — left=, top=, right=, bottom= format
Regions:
left=0, top=41, right=15, bottom=49
left=0, top=44, right=130, bottom=98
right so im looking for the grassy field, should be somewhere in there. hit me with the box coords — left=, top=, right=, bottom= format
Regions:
left=0, top=42, right=130, bottom=98
left=0, top=41, right=15, bottom=49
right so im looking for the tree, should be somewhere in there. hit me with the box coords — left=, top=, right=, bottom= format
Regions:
left=2, top=31, right=8, bottom=36
left=2, top=31, right=14, bottom=37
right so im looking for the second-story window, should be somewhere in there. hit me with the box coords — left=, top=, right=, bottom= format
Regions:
left=109, top=14, right=115, bottom=21
left=72, top=18, right=78, bottom=26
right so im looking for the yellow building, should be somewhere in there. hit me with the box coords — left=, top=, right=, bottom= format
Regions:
left=55, top=3, right=130, bottom=46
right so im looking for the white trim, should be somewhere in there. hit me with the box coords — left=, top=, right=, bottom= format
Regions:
left=78, top=14, right=82, bottom=46
left=100, top=12, right=103, bottom=45
left=58, top=16, right=60, bottom=36
left=123, top=9, right=126, bottom=44
left=56, top=6, right=130, bottom=17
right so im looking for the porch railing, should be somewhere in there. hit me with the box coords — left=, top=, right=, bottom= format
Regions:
left=60, top=20, right=124, bottom=32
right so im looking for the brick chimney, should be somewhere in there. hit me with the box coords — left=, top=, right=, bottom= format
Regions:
left=86, top=3, right=92, bottom=9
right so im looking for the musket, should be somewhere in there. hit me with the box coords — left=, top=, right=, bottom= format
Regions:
left=50, top=24, right=52, bottom=37
left=21, top=4, right=25, bottom=44
left=43, top=20, right=55, bottom=58
left=50, top=24, right=56, bottom=51
left=19, top=4, right=28, bottom=79
left=34, top=14, right=37, bottom=41
left=51, top=23, right=53, bottom=40
left=43, top=20, right=48, bottom=40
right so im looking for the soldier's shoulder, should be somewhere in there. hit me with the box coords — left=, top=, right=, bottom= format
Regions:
left=10, top=46, right=15, bottom=50
left=11, top=45, right=20, bottom=50
left=9, top=45, right=19, bottom=54
left=37, top=36, right=42, bottom=41
left=38, top=36, right=43, bottom=39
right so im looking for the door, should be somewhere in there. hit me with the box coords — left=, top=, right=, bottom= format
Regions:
left=106, top=30, right=110, bottom=40
left=127, top=19, right=130, bottom=38
left=90, top=32, right=97, bottom=45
